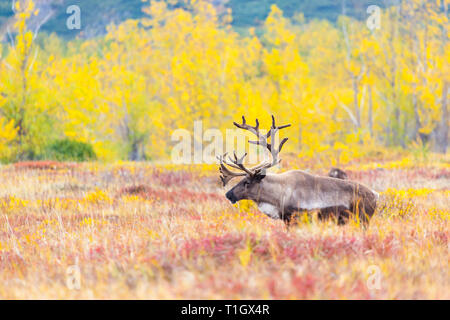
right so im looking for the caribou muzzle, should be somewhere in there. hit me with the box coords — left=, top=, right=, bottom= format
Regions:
left=225, top=190, right=238, bottom=204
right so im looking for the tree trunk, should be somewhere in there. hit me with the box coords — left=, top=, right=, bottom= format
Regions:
left=368, top=86, right=373, bottom=138
left=435, top=81, right=448, bottom=153
left=353, top=77, right=361, bottom=130
left=129, top=141, right=140, bottom=161
left=412, top=87, right=420, bottom=141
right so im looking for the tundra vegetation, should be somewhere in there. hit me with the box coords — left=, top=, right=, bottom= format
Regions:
left=0, top=158, right=448, bottom=299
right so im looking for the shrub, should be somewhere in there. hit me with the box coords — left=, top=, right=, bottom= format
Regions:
left=45, top=139, right=97, bottom=162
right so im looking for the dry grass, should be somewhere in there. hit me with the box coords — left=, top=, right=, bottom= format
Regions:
left=0, top=158, right=448, bottom=299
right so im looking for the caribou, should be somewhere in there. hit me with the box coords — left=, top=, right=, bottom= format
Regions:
left=218, top=115, right=379, bottom=226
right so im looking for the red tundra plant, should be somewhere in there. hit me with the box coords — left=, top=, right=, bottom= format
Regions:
left=119, top=185, right=223, bottom=203
left=13, top=161, right=78, bottom=171
left=151, top=169, right=195, bottom=186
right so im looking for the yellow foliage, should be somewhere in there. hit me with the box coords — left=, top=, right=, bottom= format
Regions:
left=0, top=118, right=18, bottom=161
left=238, top=240, right=252, bottom=268
left=0, top=0, right=447, bottom=162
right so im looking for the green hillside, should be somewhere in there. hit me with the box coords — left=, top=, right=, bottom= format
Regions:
left=228, top=0, right=388, bottom=27
left=40, top=0, right=145, bottom=38
left=0, top=0, right=392, bottom=39
left=0, top=1, right=14, bottom=24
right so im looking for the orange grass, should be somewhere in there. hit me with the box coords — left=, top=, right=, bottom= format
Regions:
left=0, top=159, right=448, bottom=299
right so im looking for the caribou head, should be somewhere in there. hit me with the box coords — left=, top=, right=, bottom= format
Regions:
left=218, top=115, right=379, bottom=226
left=218, top=115, right=290, bottom=205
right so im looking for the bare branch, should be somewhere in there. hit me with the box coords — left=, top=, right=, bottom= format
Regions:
left=33, top=11, right=54, bottom=40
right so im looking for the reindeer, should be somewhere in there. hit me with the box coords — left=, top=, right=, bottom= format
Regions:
left=218, top=115, right=379, bottom=226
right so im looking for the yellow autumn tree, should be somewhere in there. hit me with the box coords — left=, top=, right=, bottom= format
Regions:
left=0, top=0, right=447, bottom=163
left=0, top=0, right=59, bottom=161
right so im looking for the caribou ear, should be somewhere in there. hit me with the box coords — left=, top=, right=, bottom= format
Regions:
left=252, top=172, right=266, bottom=182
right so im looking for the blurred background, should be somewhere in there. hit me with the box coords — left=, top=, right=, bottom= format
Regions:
left=0, top=0, right=448, bottom=164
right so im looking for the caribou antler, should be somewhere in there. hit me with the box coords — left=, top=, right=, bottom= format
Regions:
left=218, top=115, right=291, bottom=186
left=233, top=115, right=291, bottom=167
left=217, top=153, right=246, bottom=186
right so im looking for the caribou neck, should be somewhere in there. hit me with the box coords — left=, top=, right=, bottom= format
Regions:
left=250, top=174, right=286, bottom=207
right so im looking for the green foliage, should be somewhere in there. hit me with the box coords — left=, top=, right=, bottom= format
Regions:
left=44, top=139, right=97, bottom=162
left=410, top=138, right=431, bottom=163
